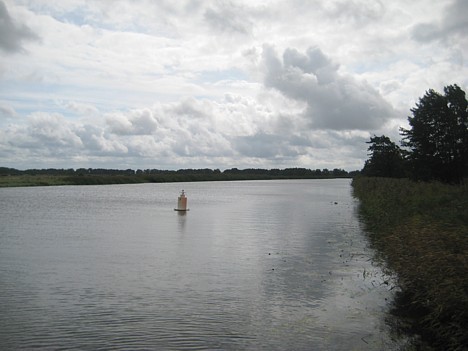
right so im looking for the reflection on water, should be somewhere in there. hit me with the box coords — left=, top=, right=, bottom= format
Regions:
left=0, top=179, right=401, bottom=350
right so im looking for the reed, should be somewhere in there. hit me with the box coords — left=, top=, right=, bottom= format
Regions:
left=352, top=177, right=467, bottom=350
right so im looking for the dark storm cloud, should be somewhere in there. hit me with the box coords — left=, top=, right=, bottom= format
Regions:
left=262, top=45, right=395, bottom=131
left=411, top=0, right=468, bottom=42
left=0, top=1, right=38, bottom=53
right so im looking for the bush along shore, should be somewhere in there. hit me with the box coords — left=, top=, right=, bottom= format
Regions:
left=352, top=177, right=468, bottom=350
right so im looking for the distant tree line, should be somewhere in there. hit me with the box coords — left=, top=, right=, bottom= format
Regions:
left=0, top=166, right=358, bottom=183
left=362, top=84, right=468, bottom=184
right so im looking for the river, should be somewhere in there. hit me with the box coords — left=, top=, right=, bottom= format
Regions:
left=0, top=179, right=401, bottom=350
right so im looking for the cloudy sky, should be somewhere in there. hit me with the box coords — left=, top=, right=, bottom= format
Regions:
left=1, top=0, right=467, bottom=171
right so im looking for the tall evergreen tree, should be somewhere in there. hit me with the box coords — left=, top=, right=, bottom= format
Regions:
left=362, top=135, right=405, bottom=177
left=400, top=84, right=468, bottom=183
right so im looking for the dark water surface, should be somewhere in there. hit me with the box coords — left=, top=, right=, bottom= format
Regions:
left=0, top=179, right=400, bottom=350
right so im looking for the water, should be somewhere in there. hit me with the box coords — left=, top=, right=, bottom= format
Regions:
left=0, top=179, right=399, bottom=350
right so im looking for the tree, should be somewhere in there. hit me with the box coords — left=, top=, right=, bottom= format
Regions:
left=362, top=135, right=405, bottom=177
left=400, top=84, right=468, bottom=183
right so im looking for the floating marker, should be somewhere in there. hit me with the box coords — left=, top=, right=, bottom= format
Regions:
left=174, top=189, right=189, bottom=211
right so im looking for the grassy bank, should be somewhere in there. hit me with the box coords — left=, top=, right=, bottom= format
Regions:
left=0, top=173, right=351, bottom=187
left=0, top=174, right=205, bottom=187
left=0, top=174, right=74, bottom=187
left=352, top=177, right=467, bottom=350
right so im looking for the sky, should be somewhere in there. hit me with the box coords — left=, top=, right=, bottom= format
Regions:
left=0, top=0, right=467, bottom=171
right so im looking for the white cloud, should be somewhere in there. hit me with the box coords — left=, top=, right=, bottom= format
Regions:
left=0, top=102, right=17, bottom=118
left=0, top=0, right=467, bottom=171
left=204, top=2, right=254, bottom=35
left=27, top=112, right=83, bottom=148
left=261, top=45, right=396, bottom=131
left=63, top=100, right=99, bottom=116
left=0, top=0, right=38, bottom=53
left=106, top=108, right=159, bottom=136
left=411, top=0, right=468, bottom=43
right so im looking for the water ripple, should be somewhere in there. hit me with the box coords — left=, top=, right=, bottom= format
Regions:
left=0, top=180, right=401, bottom=350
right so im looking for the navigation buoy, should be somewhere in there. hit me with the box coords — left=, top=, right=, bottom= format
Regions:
left=174, top=189, right=189, bottom=211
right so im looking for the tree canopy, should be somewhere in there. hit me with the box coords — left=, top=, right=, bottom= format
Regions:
left=400, top=84, right=468, bottom=183
left=362, top=135, right=405, bottom=178
left=362, top=84, right=468, bottom=183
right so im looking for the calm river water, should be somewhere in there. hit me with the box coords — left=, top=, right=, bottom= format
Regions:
left=0, top=179, right=400, bottom=350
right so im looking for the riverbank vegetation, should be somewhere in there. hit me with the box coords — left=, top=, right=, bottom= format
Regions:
left=352, top=177, right=467, bottom=350
left=363, top=84, right=468, bottom=184
left=0, top=167, right=356, bottom=187
left=355, top=84, right=468, bottom=350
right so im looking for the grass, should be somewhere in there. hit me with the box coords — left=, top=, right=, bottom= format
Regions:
left=352, top=177, right=468, bottom=350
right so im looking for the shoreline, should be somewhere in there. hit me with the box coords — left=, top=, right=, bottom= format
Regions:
left=0, top=173, right=352, bottom=188
left=352, top=177, right=467, bottom=350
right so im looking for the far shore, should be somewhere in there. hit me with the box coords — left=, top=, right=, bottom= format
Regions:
left=0, top=173, right=353, bottom=188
